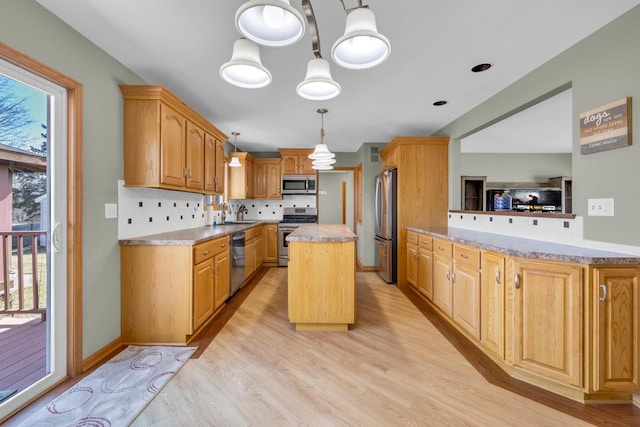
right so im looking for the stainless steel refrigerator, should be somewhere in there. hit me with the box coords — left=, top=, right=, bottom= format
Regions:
left=374, top=169, right=397, bottom=283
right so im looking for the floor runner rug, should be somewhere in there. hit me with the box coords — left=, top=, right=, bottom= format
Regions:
left=24, top=345, right=196, bottom=427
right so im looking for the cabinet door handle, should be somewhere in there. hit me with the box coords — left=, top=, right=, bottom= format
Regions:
left=599, top=284, right=608, bottom=302
left=460, top=253, right=469, bottom=259
left=446, top=271, right=451, bottom=281
left=451, top=273, right=456, bottom=284
left=495, top=268, right=502, bottom=285
left=515, top=274, right=520, bottom=289
left=183, top=167, right=188, bottom=177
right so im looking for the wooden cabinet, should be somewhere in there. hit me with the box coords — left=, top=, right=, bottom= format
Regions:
left=379, top=137, right=449, bottom=288
left=433, top=238, right=454, bottom=316
left=590, top=266, right=639, bottom=395
left=288, top=238, right=356, bottom=331
left=452, top=244, right=481, bottom=340
left=408, top=228, right=640, bottom=403
left=279, top=148, right=315, bottom=175
left=244, top=226, right=264, bottom=279
left=121, top=85, right=227, bottom=195
left=418, top=235, right=433, bottom=300
left=512, top=259, right=583, bottom=387
left=253, top=158, right=282, bottom=199
left=121, top=235, right=230, bottom=345
left=193, top=255, right=215, bottom=331
left=481, top=251, right=506, bottom=360
left=265, top=224, right=278, bottom=264
left=204, top=133, right=224, bottom=195
left=406, top=231, right=419, bottom=289
left=461, top=176, right=486, bottom=211
left=228, top=152, right=254, bottom=199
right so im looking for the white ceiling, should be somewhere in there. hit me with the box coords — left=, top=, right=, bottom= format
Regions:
left=36, top=0, right=640, bottom=153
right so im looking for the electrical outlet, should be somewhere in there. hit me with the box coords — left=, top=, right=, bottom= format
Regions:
left=587, top=198, right=614, bottom=216
left=105, top=203, right=118, bottom=219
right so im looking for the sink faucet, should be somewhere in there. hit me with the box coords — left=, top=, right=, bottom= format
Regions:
left=238, top=204, right=247, bottom=221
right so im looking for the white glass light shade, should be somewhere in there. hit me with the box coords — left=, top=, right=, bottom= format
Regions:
left=312, top=163, right=334, bottom=170
left=312, top=158, right=336, bottom=166
left=331, top=8, right=391, bottom=70
left=229, top=155, right=242, bottom=167
left=220, top=38, right=272, bottom=89
left=296, top=58, right=341, bottom=101
left=308, top=142, right=335, bottom=159
left=235, top=0, right=305, bottom=47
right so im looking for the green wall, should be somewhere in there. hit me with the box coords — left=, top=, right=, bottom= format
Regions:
left=439, top=5, right=640, bottom=246
left=460, top=153, right=572, bottom=184
left=1, top=0, right=146, bottom=358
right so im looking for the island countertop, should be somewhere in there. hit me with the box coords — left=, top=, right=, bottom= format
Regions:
left=408, top=226, right=640, bottom=265
left=286, top=224, right=358, bottom=243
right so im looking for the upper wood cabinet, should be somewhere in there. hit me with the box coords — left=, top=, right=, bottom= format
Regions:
left=279, top=148, right=315, bottom=175
left=253, top=158, right=282, bottom=199
left=121, top=85, right=227, bottom=195
left=204, top=133, right=224, bottom=194
left=228, top=152, right=254, bottom=199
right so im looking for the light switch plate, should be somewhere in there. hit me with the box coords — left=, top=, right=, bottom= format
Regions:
left=587, top=198, right=614, bottom=216
left=105, top=203, right=118, bottom=219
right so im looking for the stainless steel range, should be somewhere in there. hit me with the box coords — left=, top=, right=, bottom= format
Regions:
left=278, top=207, right=317, bottom=267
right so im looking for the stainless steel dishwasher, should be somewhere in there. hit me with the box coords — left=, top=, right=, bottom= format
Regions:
left=229, top=231, right=245, bottom=297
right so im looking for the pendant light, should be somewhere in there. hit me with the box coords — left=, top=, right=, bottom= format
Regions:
left=309, top=108, right=334, bottom=170
left=331, top=7, right=390, bottom=70
left=229, top=132, right=242, bottom=168
left=296, top=58, right=341, bottom=101
left=220, top=38, right=272, bottom=89
left=235, top=0, right=305, bottom=47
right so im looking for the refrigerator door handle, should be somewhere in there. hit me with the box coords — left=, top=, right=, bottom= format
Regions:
left=374, top=177, right=381, bottom=233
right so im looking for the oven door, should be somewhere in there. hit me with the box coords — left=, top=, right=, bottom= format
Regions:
left=278, top=225, right=298, bottom=266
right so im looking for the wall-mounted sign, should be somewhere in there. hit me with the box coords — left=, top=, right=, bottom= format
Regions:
left=579, top=97, right=632, bottom=154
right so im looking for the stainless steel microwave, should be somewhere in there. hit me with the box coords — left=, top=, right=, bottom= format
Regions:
left=281, top=174, right=317, bottom=194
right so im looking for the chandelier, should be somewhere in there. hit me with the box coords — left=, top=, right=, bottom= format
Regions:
left=220, top=0, right=391, bottom=101
left=309, top=108, right=336, bottom=170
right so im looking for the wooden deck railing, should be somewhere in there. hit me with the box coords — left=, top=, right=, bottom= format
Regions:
left=0, top=231, right=46, bottom=320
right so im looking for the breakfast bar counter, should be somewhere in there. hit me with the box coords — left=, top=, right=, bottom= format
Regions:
left=286, top=224, right=358, bottom=331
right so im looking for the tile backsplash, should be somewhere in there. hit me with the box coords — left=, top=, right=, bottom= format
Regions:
left=118, top=180, right=318, bottom=239
left=118, top=180, right=207, bottom=239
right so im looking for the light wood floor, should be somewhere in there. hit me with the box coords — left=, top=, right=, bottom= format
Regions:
left=132, top=269, right=592, bottom=426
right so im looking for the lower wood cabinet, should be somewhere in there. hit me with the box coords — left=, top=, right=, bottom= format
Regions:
left=121, top=235, right=230, bottom=345
left=512, top=259, right=583, bottom=388
left=244, top=225, right=264, bottom=279
left=590, top=266, right=640, bottom=397
left=406, top=226, right=640, bottom=404
left=481, top=251, right=506, bottom=360
left=265, top=224, right=278, bottom=264
left=452, top=244, right=481, bottom=340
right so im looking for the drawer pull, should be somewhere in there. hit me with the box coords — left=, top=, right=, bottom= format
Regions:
left=220, top=243, right=226, bottom=248
left=515, top=274, right=520, bottom=289
left=599, top=284, right=607, bottom=302
left=495, top=269, right=502, bottom=285
left=203, top=250, right=210, bottom=255
left=460, top=253, right=469, bottom=259
left=420, top=240, right=427, bottom=244
left=438, top=246, right=445, bottom=251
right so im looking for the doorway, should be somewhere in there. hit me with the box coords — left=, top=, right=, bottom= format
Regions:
left=318, top=170, right=354, bottom=230
left=0, top=44, right=82, bottom=421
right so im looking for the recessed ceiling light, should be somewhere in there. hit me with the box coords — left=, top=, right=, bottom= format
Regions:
left=471, top=63, right=492, bottom=73
left=433, top=100, right=448, bottom=106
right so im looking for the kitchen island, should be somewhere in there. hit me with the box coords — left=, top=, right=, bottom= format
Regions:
left=287, top=224, right=358, bottom=331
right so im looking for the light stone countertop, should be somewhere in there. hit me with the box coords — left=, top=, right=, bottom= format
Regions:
left=286, top=224, right=358, bottom=243
left=119, top=220, right=279, bottom=246
left=408, top=226, right=640, bottom=265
